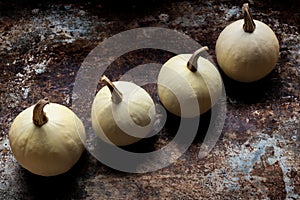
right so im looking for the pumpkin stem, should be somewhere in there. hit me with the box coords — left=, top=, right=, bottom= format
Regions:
left=187, top=46, right=209, bottom=72
left=101, top=75, right=123, bottom=104
left=242, top=3, right=256, bottom=33
left=33, top=98, right=50, bottom=127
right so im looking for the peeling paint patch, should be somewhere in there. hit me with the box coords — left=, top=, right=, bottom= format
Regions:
left=21, top=87, right=30, bottom=99
left=226, top=132, right=300, bottom=199
left=34, top=61, right=46, bottom=74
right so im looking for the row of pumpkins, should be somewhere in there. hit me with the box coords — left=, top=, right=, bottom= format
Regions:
left=8, top=4, right=279, bottom=176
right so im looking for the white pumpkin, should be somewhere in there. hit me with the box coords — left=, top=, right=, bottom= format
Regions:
left=157, top=47, right=223, bottom=118
left=9, top=98, right=86, bottom=176
left=91, top=76, right=156, bottom=146
left=215, top=3, right=279, bottom=82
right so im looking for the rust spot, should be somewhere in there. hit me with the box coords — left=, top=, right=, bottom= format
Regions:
left=251, top=161, right=287, bottom=199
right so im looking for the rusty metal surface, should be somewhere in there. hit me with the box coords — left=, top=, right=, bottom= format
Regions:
left=0, top=0, right=299, bottom=199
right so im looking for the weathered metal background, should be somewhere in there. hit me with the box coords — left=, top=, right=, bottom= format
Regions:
left=0, top=0, right=299, bottom=199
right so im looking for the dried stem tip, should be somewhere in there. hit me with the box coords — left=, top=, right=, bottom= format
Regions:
left=242, top=3, right=256, bottom=33
left=33, top=98, right=50, bottom=127
left=101, top=75, right=123, bottom=104
left=187, top=46, right=209, bottom=72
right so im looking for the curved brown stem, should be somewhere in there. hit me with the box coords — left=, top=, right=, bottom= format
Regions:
left=33, top=98, right=50, bottom=127
left=242, top=3, right=256, bottom=33
left=101, top=75, right=123, bottom=104
left=187, top=46, right=209, bottom=72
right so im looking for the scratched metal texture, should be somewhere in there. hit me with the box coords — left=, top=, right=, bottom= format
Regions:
left=0, top=0, right=299, bottom=199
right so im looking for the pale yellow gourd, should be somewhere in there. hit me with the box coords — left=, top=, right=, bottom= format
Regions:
left=157, top=46, right=223, bottom=118
left=91, top=76, right=156, bottom=146
left=215, top=3, right=279, bottom=82
left=9, top=98, right=86, bottom=176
